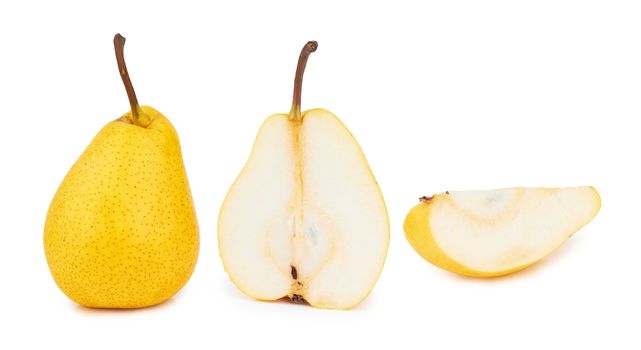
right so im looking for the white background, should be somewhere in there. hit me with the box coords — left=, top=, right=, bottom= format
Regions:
left=1, top=0, right=639, bottom=349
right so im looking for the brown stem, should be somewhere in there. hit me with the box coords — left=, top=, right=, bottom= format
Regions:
left=289, top=41, right=318, bottom=119
left=113, top=33, right=141, bottom=122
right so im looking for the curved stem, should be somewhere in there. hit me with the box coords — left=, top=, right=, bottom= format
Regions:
left=289, top=41, right=318, bottom=120
left=113, top=33, right=141, bottom=122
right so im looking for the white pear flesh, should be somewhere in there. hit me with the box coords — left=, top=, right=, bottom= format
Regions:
left=404, top=187, right=600, bottom=277
left=219, top=109, right=389, bottom=309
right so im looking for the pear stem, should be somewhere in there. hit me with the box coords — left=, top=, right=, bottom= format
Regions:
left=289, top=41, right=318, bottom=120
left=113, top=33, right=141, bottom=122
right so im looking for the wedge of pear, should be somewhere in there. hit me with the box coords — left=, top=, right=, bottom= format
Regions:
left=404, top=187, right=600, bottom=277
left=43, top=34, right=199, bottom=308
left=218, top=41, right=389, bottom=309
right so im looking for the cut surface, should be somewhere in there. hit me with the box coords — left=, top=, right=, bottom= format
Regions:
left=218, top=109, right=389, bottom=309
left=404, top=187, right=600, bottom=277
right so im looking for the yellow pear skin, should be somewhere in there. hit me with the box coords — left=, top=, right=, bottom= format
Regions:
left=44, top=35, right=199, bottom=308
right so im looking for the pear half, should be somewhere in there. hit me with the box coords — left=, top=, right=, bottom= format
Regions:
left=218, top=42, right=389, bottom=309
left=404, top=187, right=600, bottom=277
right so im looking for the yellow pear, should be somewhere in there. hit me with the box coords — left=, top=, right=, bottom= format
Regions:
left=44, top=34, right=199, bottom=308
left=218, top=42, right=390, bottom=309
left=404, top=187, right=600, bottom=277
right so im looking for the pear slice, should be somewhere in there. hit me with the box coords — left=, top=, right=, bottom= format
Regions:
left=218, top=42, right=389, bottom=309
left=404, top=187, right=600, bottom=277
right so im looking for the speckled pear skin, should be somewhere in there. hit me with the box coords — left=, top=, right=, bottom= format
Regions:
left=44, top=106, right=199, bottom=308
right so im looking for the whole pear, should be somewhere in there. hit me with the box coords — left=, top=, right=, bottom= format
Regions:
left=44, top=34, right=199, bottom=308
